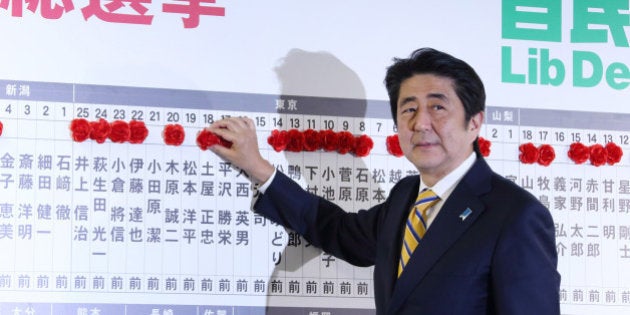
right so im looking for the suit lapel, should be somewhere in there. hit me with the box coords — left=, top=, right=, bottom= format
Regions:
left=387, top=158, right=493, bottom=314
left=380, top=177, right=420, bottom=305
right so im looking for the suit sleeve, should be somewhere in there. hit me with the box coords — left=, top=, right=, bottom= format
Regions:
left=491, top=198, right=561, bottom=314
left=253, top=171, right=389, bottom=267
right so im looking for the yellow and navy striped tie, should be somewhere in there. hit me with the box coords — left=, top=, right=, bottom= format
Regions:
left=398, top=189, right=440, bottom=277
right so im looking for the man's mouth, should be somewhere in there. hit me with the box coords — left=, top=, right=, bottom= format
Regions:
left=414, top=141, right=436, bottom=148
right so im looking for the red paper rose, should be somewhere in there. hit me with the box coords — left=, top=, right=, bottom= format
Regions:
left=129, top=120, right=149, bottom=144
left=197, top=129, right=232, bottom=150
left=302, top=129, right=322, bottom=152
left=478, top=137, right=491, bottom=157
left=89, top=118, right=111, bottom=144
left=353, top=134, right=374, bottom=157
left=518, top=142, right=539, bottom=164
left=605, top=142, right=623, bottom=165
left=196, top=129, right=220, bottom=150
left=268, top=129, right=289, bottom=152
left=589, top=144, right=607, bottom=167
left=567, top=142, right=589, bottom=164
left=537, top=144, right=555, bottom=166
left=0, top=120, right=2, bottom=137
left=163, top=124, right=185, bottom=146
left=386, top=134, right=403, bottom=157
left=109, top=120, right=130, bottom=143
left=286, top=129, right=305, bottom=152
left=320, top=129, right=339, bottom=152
left=336, top=131, right=355, bottom=154
left=70, top=118, right=91, bottom=142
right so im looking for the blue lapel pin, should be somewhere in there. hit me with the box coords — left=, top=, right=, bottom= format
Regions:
left=459, top=208, right=472, bottom=221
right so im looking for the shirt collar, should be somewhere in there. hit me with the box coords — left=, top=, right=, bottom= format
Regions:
left=419, top=152, right=477, bottom=197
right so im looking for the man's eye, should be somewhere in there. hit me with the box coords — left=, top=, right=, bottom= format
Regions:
left=431, top=104, right=445, bottom=110
left=401, top=107, right=416, bottom=114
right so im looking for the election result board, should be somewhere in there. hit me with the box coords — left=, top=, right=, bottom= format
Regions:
left=0, top=80, right=629, bottom=315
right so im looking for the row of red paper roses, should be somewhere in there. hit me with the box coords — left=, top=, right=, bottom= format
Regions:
left=517, top=141, right=622, bottom=167
left=70, top=118, right=149, bottom=144
left=567, top=142, right=622, bottom=166
left=70, top=118, right=234, bottom=148
left=67, top=119, right=625, bottom=166
left=267, top=129, right=374, bottom=157
left=518, top=143, right=556, bottom=166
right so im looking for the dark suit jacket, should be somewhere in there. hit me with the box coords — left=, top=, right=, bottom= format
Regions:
left=254, top=157, right=560, bottom=314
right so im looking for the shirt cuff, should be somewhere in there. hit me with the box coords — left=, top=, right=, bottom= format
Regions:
left=257, top=168, right=277, bottom=193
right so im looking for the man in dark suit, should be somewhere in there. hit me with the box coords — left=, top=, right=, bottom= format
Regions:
left=207, top=48, right=560, bottom=314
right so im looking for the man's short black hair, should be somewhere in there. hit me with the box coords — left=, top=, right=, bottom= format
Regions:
left=384, top=47, right=486, bottom=125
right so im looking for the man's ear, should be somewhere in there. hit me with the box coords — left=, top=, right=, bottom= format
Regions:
left=469, top=111, right=484, bottom=132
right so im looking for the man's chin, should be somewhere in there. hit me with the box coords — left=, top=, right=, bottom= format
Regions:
left=412, top=159, right=439, bottom=171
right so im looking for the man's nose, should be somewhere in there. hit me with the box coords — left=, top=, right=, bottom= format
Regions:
left=411, top=108, right=430, bottom=131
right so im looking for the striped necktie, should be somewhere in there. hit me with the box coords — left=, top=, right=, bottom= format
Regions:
left=398, top=189, right=440, bottom=277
